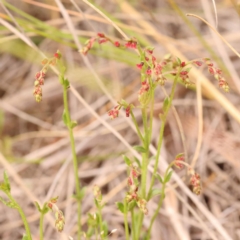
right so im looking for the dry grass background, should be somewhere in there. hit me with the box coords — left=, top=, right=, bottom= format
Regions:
left=0, top=0, right=240, bottom=239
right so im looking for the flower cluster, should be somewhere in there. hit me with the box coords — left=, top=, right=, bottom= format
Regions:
left=108, top=102, right=132, bottom=119
left=173, top=154, right=202, bottom=195
left=126, top=165, right=148, bottom=215
left=33, top=51, right=61, bottom=102
left=47, top=197, right=65, bottom=232
left=193, top=58, right=229, bottom=92
left=80, top=33, right=122, bottom=55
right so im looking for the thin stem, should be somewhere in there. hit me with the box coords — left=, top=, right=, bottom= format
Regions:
left=147, top=74, right=179, bottom=200
left=97, top=207, right=104, bottom=239
left=146, top=163, right=174, bottom=239
left=124, top=199, right=130, bottom=240
left=62, top=84, right=82, bottom=239
left=6, top=193, right=32, bottom=240
left=131, top=209, right=136, bottom=240
left=39, top=211, right=44, bottom=240
left=141, top=107, right=148, bottom=199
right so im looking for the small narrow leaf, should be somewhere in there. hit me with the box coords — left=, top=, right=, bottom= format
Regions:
left=133, top=145, right=146, bottom=153
left=34, top=201, right=42, bottom=212
left=163, top=97, right=169, bottom=112
left=155, top=173, right=163, bottom=184
left=177, top=57, right=181, bottom=65
left=128, top=200, right=136, bottom=211
left=122, top=155, right=131, bottom=166
left=148, top=188, right=162, bottom=199
left=116, top=202, right=124, bottom=213
left=102, top=221, right=108, bottom=237
left=3, top=171, right=11, bottom=192
left=64, top=79, right=70, bottom=88
left=22, top=235, right=29, bottom=240
left=164, top=170, right=173, bottom=183
left=70, top=121, right=78, bottom=129
left=134, top=157, right=141, bottom=168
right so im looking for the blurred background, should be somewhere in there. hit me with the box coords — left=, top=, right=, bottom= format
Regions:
left=0, top=0, right=240, bottom=239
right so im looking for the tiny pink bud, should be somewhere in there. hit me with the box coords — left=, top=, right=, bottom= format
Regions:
left=114, top=41, right=120, bottom=47
left=98, top=38, right=108, bottom=44
left=136, top=62, right=144, bottom=70
left=193, top=60, right=203, bottom=67
left=97, top=33, right=105, bottom=38
left=146, top=67, right=152, bottom=75
left=181, top=62, right=186, bottom=67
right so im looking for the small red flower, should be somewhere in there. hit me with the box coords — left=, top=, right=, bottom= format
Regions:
left=97, top=33, right=105, bottom=38
left=126, top=105, right=131, bottom=117
left=108, top=105, right=121, bottom=119
left=208, top=67, right=215, bottom=75
left=181, top=62, right=186, bottom=67
left=98, top=38, right=108, bottom=44
left=54, top=52, right=61, bottom=59
left=146, top=67, right=152, bottom=75
left=114, top=41, right=120, bottom=47
left=193, top=60, right=203, bottom=67
left=136, top=62, right=144, bottom=70
left=125, top=40, right=137, bottom=49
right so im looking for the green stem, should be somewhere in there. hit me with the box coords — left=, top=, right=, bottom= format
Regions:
left=97, top=206, right=105, bottom=239
left=131, top=209, right=136, bottom=240
left=6, top=193, right=32, bottom=240
left=124, top=199, right=130, bottom=240
left=141, top=107, right=149, bottom=199
left=147, top=75, right=179, bottom=200
left=146, top=163, right=174, bottom=239
left=62, top=83, right=82, bottom=240
left=39, top=211, right=44, bottom=240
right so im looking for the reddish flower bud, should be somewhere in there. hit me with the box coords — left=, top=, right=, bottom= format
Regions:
left=98, top=38, right=108, bottom=44
left=136, top=62, right=144, bottom=70
left=125, top=40, right=137, bottom=49
left=146, top=67, right=152, bottom=75
left=181, top=62, right=186, bottom=67
left=193, top=60, right=203, bottom=67
left=114, top=41, right=120, bottom=47
left=208, top=67, right=215, bottom=75
left=54, top=52, right=61, bottom=59
left=126, top=105, right=131, bottom=117
left=97, top=33, right=105, bottom=38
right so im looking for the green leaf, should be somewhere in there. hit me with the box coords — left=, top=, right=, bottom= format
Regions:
left=185, top=67, right=192, bottom=73
left=128, top=200, right=136, bottom=211
left=42, top=203, right=49, bottom=214
left=133, top=145, right=146, bottom=153
left=164, top=170, right=173, bottom=183
left=70, top=121, right=78, bottom=129
left=155, top=173, right=163, bottom=184
left=148, top=188, right=162, bottom=199
left=64, top=79, right=70, bottom=88
left=177, top=57, right=181, bottom=65
left=163, top=97, right=169, bottom=113
left=116, top=202, right=124, bottom=213
left=34, top=201, right=41, bottom=212
left=134, top=157, right=141, bottom=168
left=3, top=171, right=11, bottom=192
left=22, top=235, right=29, bottom=240
left=6, top=201, right=17, bottom=208
left=80, top=187, right=86, bottom=200
left=102, top=221, right=108, bottom=237
left=122, top=155, right=131, bottom=166
left=62, top=110, right=67, bottom=126
left=94, top=198, right=100, bottom=208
